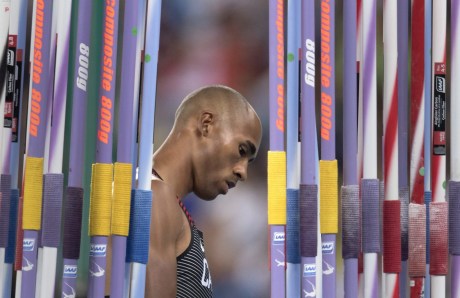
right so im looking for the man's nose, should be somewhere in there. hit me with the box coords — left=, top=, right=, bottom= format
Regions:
left=234, top=160, right=248, bottom=181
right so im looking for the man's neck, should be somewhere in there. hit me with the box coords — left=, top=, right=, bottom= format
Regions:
left=152, top=136, right=194, bottom=198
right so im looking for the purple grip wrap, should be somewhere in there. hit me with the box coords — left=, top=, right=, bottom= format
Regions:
left=408, top=203, right=426, bottom=277
left=42, top=174, right=64, bottom=247
left=342, top=185, right=360, bottom=259
left=63, top=187, right=83, bottom=259
left=361, top=179, right=381, bottom=253
left=299, top=184, right=318, bottom=257
left=400, top=186, right=409, bottom=260
left=286, top=189, right=300, bottom=263
left=0, top=174, right=12, bottom=247
left=5, top=189, right=19, bottom=263
left=449, top=181, right=460, bottom=255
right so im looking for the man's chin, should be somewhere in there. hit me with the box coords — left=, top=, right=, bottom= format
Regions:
left=194, top=190, right=219, bottom=201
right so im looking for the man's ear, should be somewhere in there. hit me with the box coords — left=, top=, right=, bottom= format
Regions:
left=200, top=111, right=213, bottom=136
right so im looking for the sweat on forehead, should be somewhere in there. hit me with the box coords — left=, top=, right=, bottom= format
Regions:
left=175, top=85, right=251, bottom=121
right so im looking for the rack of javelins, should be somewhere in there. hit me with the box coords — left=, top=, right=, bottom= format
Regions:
left=0, top=0, right=459, bottom=297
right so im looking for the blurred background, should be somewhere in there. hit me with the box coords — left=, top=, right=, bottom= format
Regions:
left=154, top=1, right=271, bottom=297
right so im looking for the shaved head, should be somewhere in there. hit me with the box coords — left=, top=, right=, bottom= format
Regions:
left=153, top=84, right=262, bottom=201
left=174, top=85, right=257, bottom=128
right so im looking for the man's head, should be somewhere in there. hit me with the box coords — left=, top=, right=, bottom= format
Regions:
left=173, top=85, right=262, bottom=200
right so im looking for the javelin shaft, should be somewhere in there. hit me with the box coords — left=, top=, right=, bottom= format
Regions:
left=450, top=0, right=460, bottom=296
left=129, top=1, right=162, bottom=296
left=286, top=0, right=301, bottom=296
left=268, top=0, right=286, bottom=296
left=21, top=1, right=54, bottom=296
left=111, top=0, right=140, bottom=296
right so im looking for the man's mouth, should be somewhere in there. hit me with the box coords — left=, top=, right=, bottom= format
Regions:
left=227, top=181, right=236, bottom=189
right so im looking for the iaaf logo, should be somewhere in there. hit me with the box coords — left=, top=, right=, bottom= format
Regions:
left=63, top=265, right=78, bottom=278
left=322, top=241, right=334, bottom=255
left=89, top=244, right=107, bottom=257
left=436, top=77, right=446, bottom=93
left=303, top=264, right=316, bottom=277
left=23, top=238, right=35, bottom=252
left=7, top=49, right=14, bottom=66
left=273, top=232, right=285, bottom=245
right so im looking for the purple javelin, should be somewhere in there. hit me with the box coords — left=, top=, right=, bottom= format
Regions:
left=300, top=0, right=318, bottom=296
left=26, top=0, right=53, bottom=159
left=89, top=1, right=120, bottom=297
left=68, top=1, right=92, bottom=188
left=397, top=0, right=410, bottom=296
left=21, top=0, right=54, bottom=297
left=111, top=1, right=139, bottom=297
left=62, top=1, right=93, bottom=296
left=343, top=0, right=359, bottom=297
left=269, top=0, right=286, bottom=296
left=269, top=0, right=285, bottom=152
left=95, top=1, right=120, bottom=164
left=343, top=0, right=358, bottom=188
left=320, top=0, right=337, bottom=296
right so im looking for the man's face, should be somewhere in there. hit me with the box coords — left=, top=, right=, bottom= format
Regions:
left=193, top=111, right=262, bottom=200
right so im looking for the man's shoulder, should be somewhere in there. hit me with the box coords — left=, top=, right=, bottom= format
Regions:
left=150, top=179, right=183, bottom=226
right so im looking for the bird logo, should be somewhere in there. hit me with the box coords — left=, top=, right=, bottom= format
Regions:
left=89, top=262, right=105, bottom=277
left=22, top=257, right=34, bottom=272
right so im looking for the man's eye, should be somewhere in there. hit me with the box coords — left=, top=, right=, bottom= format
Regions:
left=239, top=145, right=246, bottom=157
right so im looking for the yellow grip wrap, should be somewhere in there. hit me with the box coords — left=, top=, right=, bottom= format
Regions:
left=320, top=160, right=338, bottom=233
left=267, top=151, right=286, bottom=225
left=23, top=156, right=44, bottom=230
left=111, top=162, right=132, bottom=236
left=89, top=163, right=113, bottom=236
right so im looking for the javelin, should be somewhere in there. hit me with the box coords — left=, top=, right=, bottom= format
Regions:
left=268, top=0, right=286, bottom=296
left=20, top=0, right=54, bottom=296
left=10, top=0, right=29, bottom=295
left=408, top=0, right=427, bottom=296
left=449, top=0, right=460, bottom=296
left=342, top=0, right=359, bottom=296
left=396, top=0, right=409, bottom=295
left=318, top=0, right=339, bottom=296
left=429, top=1, right=448, bottom=296
left=423, top=0, right=432, bottom=296
left=382, top=0, right=401, bottom=296
left=59, top=1, right=92, bottom=297
left=356, top=0, right=364, bottom=293
left=35, top=1, right=71, bottom=296
left=34, top=0, right=58, bottom=294
left=126, top=0, right=162, bottom=296
left=87, top=1, right=121, bottom=296
left=123, top=0, right=146, bottom=295
left=110, top=0, right=139, bottom=296
left=361, top=0, right=380, bottom=296
left=2, top=0, right=28, bottom=295
left=0, top=0, right=11, bottom=295
left=299, top=0, right=318, bottom=296
left=285, top=0, right=300, bottom=296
